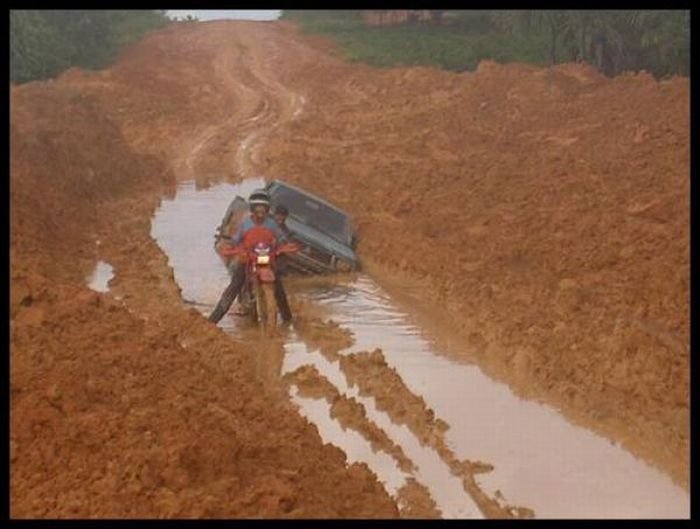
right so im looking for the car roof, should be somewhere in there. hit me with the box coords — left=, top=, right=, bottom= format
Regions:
left=267, top=179, right=351, bottom=219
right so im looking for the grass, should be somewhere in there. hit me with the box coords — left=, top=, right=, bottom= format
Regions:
left=281, top=10, right=551, bottom=72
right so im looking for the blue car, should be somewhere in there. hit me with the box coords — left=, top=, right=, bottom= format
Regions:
left=215, top=180, right=360, bottom=274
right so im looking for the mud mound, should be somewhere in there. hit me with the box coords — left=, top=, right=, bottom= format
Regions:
left=10, top=82, right=172, bottom=285
left=292, top=317, right=355, bottom=362
left=396, top=478, right=442, bottom=518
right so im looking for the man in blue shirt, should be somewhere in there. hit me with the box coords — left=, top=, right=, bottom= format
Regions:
left=229, top=207, right=286, bottom=246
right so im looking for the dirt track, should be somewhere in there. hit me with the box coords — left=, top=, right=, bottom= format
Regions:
left=10, top=20, right=689, bottom=518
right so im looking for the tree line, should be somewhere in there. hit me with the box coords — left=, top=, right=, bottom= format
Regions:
left=488, top=10, right=689, bottom=77
left=10, top=10, right=172, bottom=84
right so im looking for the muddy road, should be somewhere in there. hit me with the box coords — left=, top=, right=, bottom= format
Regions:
left=10, top=20, right=689, bottom=518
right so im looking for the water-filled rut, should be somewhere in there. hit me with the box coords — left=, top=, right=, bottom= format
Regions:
left=150, top=179, right=689, bottom=519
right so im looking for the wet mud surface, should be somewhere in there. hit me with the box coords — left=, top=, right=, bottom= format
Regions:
left=11, top=19, right=688, bottom=518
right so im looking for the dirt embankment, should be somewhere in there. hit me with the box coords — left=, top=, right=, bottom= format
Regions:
left=10, top=18, right=689, bottom=518
left=10, top=21, right=399, bottom=518
left=11, top=275, right=395, bottom=517
left=255, top=27, right=689, bottom=488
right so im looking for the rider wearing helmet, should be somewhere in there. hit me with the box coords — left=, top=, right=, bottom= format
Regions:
left=208, top=189, right=292, bottom=324
left=231, top=189, right=286, bottom=247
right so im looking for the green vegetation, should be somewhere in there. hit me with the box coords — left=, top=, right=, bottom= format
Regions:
left=10, top=10, right=171, bottom=84
left=281, top=10, right=689, bottom=77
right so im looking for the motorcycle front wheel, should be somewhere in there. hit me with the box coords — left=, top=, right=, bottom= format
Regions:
left=255, top=281, right=278, bottom=334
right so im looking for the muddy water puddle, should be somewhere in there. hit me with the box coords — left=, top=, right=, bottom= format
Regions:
left=151, top=178, right=265, bottom=320
left=151, top=179, right=689, bottom=519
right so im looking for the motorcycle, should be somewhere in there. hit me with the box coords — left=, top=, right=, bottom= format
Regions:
left=219, top=238, right=299, bottom=333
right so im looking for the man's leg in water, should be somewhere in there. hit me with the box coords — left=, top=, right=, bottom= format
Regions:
left=208, top=263, right=246, bottom=324
left=274, top=278, right=292, bottom=322
left=274, top=255, right=292, bottom=322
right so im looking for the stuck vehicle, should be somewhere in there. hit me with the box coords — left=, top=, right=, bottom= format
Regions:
left=215, top=179, right=360, bottom=274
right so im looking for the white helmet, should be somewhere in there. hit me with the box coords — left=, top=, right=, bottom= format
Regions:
left=248, top=189, right=270, bottom=209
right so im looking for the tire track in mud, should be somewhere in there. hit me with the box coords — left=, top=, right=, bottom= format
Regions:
left=174, top=51, right=262, bottom=181
left=173, top=30, right=306, bottom=183
left=231, top=42, right=306, bottom=177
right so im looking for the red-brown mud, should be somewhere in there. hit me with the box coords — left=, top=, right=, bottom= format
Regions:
left=10, top=18, right=688, bottom=518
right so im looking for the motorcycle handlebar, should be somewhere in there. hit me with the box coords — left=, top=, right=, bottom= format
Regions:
left=218, top=241, right=300, bottom=258
left=276, top=242, right=301, bottom=255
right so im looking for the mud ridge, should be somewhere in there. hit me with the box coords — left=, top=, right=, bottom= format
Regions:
left=283, top=364, right=416, bottom=474
left=338, top=349, right=533, bottom=518
left=396, top=478, right=442, bottom=519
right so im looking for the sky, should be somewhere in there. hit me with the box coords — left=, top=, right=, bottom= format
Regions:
left=166, top=10, right=281, bottom=21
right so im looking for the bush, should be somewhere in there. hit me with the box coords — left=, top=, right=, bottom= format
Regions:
left=10, top=10, right=171, bottom=84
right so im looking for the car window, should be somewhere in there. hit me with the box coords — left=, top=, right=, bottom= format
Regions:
left=270, top=185, right=350, bottom=244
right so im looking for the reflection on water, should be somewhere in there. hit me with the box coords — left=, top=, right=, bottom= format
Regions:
left=151, top=180, right=689, bottom=519
left=86, top=260, right=114, bottom=292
